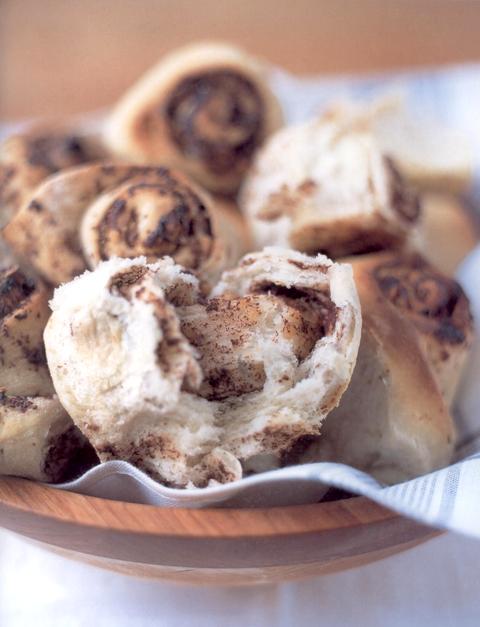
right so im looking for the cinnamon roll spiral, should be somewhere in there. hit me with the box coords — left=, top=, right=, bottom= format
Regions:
left=105, top=42, right=283, bottom=194
left=44, top=249, right=361, bottom=488
left=0, top=128, right=106, bottom=227
left=4, top=164, right=248, bottom=287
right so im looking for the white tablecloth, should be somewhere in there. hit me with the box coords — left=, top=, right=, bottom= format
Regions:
left=1, top=529, right=479, bottom=626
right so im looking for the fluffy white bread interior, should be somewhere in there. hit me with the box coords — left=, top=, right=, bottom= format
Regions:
left=44, top=249, right=361, bottom=487
left=240, top=112, right=419, bottom=257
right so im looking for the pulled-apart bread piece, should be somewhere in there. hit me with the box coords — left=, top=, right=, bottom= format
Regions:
left=105, top=42, right=283, bottom=194
left=4, top=164, right=248, bottom=287
left=299, top=252, right=472, bottom=484
left=241, top=110, right=420, bottom=258
left=44, top=248, right=361, bottom=488
left=0, top=266, right=98, bottom=481
left=0, top=127, right=106, bottom=227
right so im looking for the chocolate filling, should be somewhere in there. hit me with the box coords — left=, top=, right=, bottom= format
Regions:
left=181, top=283, right=337, bottom=401
left=0, top=267, right=35, bottom=319
left=374, top=255, right=471, bottom=344
left=27, top=134, right=93, bottom=173
left=253, top=282, right=338, bottom=339
left=384, top=156, right=421, bottom=222
left=166, top=70, right=264, bottom=175
left=108, top=265, right=148, bottom=299
left=43, top=425, right=99, bottom=483
left=0, top=391, right=35, bottom=412
left=96, top=175, right=214, bottom=268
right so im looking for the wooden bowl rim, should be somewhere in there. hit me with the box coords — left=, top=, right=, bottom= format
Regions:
left=0, top=476, right=398, bottom=539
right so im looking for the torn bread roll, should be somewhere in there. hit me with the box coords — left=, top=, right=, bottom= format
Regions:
left=241, top=112, right=420, bottom=258
left=0, top=266, right=98, bottom=481
left=4, top=164, right=248, bottom=287
left=0, top=127, right=106, bottom=227
left=44, top=248, right=361, bottom=488
left=299, top=252, right=464, bottom=484
left=409, top=193, right=479, bottom=276
left=105, top=42, right=283, bottom=194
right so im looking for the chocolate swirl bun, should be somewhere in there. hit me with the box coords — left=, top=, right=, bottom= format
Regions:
left=241, top=108, right=420, bottom=258
left=371, top=252, right=473, bottom=404
left=0, top=128, right=106, bottom=227
left=0, top=266, right=97, bottom=481
left=105, top=42, right=283, bottom=194
left=299, top=252, right=456, bottom=484
left=4, top=164, right=248, bottom=286
left=44, top=249, right=361, bottom=488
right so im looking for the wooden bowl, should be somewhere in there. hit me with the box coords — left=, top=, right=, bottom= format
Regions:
left=0, top=477, right=438, bottom=585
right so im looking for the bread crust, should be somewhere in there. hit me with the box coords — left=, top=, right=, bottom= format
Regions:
left=0, top=127, right=106, bottom=227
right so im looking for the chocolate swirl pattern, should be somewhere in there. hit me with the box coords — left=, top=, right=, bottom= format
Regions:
left=81, top=177, right=214, bottom=270
left=4, top=164, right=245, bottom=287
left=373, top=255, right=468, bottom=344
left=104, top=42, right=283, bottom=193
left=44, top=249, right=361, bottom=488
left=166, top=70, right=263, bottom=175
left=0, top=129, right=106, bottom=226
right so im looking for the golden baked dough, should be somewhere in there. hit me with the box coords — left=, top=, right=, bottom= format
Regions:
left=4, top=164, right=249, bottom=287
left=105, top=42, right=283, bottom=194
left=44, top=248, right=361, bottom=487
left=0, top=127, right=106, bottom=227
left=364, top=252, right=474, bottom=405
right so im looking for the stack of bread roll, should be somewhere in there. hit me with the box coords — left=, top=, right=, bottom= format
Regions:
left=0, top=42, right=476, bottom=488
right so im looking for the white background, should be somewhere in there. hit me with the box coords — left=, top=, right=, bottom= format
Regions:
left=1, top=529, right=480, bottom=626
